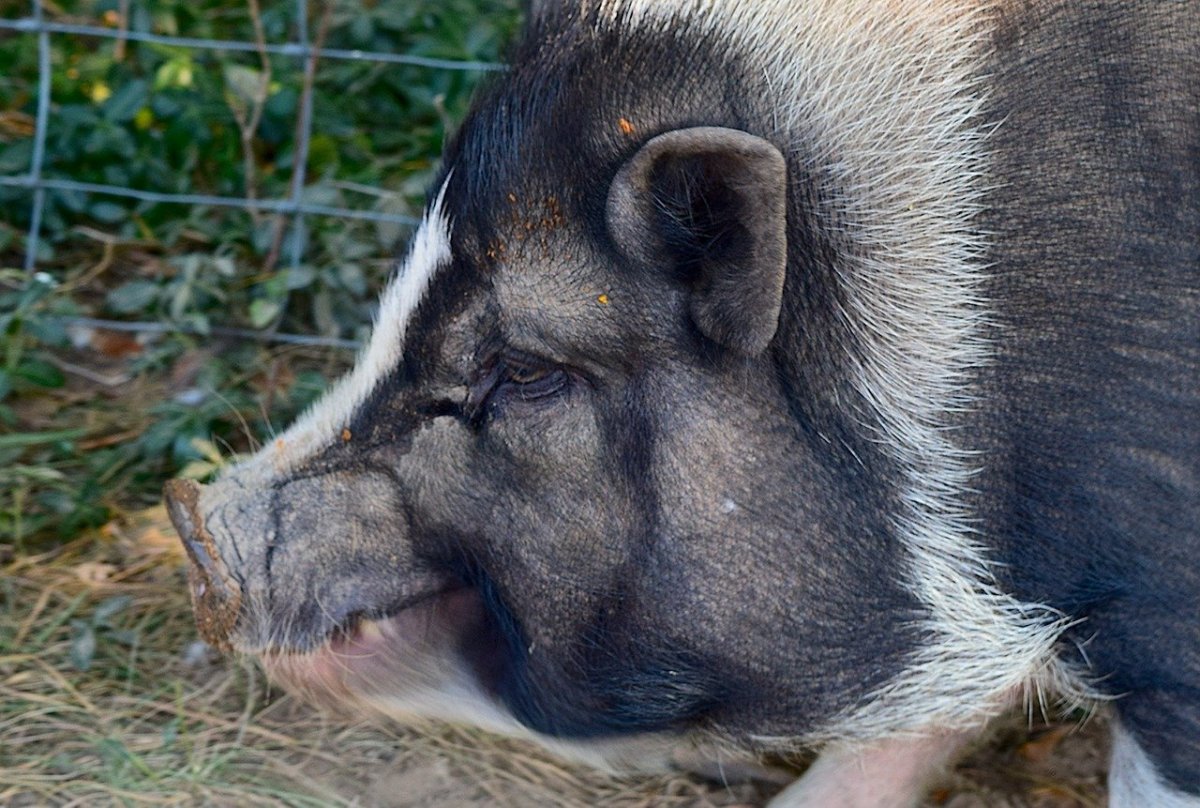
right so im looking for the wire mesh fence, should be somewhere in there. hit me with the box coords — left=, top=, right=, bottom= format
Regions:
left=0, top=0, right=505, bottom=344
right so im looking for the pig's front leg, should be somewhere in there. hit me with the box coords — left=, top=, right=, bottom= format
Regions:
left=768, top=731, right=973, bottom=808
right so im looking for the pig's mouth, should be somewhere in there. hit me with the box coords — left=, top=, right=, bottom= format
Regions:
left=254, top=583, right=514, bottom=729
left=164, top=479, right=507, bottom=715
left=164, top=479, right=519, bottom=731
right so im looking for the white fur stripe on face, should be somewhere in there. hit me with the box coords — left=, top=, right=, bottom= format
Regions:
left=599, top=0, right=1089, bottom=739
left=230, top=175, right=454, bottom=479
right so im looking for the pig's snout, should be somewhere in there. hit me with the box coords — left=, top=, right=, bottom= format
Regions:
left=163, top=478, right=243, bottom=651
left=165, top=470, right=449, bottom=656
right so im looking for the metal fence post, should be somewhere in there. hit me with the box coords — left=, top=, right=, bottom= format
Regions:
left=24, top=0, right=52, bottom=273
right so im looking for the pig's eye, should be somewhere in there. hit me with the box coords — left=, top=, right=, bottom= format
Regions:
left=466, top=351, right=570, bottom=424
left=495, top=355, right=569, bottom=402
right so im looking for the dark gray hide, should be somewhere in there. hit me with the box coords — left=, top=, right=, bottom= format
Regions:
left=166, top=1, right=1199, bottom=804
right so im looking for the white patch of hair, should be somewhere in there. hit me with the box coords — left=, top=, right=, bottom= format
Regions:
left=596, top=0, right=1095, bottom=740
left=368, top=684, right=679, bottom=774
left=269, top=613, right=680, bottom=775
left=1109, top=722, right=1200, bottom=808
left=223, top=175, right=453, bottom=484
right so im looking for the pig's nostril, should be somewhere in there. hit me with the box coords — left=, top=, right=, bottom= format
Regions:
left=183, top=535, right=224, bottom=582
left=163, top=478, right=244, bottom=652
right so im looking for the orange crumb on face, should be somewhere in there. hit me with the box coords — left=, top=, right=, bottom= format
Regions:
left=275, top=438, right=286, bottom=450
left=618, top=117, right=634, bottom=135
left=597, top=293, right=610, bottom=305
left=341, top=428, right=352, bottom=443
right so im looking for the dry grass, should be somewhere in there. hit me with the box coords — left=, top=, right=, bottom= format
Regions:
left=0, top=510, right=773, bottom=807
left=1, top=507, right=1110, bottom=807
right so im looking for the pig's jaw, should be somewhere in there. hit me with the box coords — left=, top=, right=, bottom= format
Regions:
left=257, top=587, right=523, bottom=736
left=255, top=587, right=682, bottom=773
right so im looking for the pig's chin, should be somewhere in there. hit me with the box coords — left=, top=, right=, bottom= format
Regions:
left=256, top=587, right=519, bottom=734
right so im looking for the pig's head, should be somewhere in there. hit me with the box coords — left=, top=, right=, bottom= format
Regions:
left=166, top=5, right=1059, bottom=762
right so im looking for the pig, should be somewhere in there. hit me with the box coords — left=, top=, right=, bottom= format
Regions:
left=164, top=1, right=1200, bottom=805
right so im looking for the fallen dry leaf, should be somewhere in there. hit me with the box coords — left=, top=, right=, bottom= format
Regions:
left=74, top=561, right=117, bottom=583
left=1018, top=725, right=1073, bottom=765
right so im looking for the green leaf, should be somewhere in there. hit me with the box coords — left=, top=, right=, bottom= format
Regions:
left=177, top=459, right=218, bottom=480
left=18, top=273, right=56, bottom=308
left=299, top=182, right=340, bottom=207
left=52, top=186, right=88, bottom=213
left=177, top=312, right=210, bottom=336
left=13, top=359, right=65, bottom=388
left=284, top=264, right=317, bottom=290
left=25, top=316, right=69, bottom=348
left=189, top=437, right=225, bottom=465
left=106, top=280, right=160, bottom=314
left=154, top=58, right=194, bottom=91
left=103, top=79, right=149, bottom=123
left=349, top=14, right=374, bottom=45
left=0, top=464, right=66, bottom=486
left=161, top=718, right=180, bottom=748
left=101, top=163, right=131, bottom=187
left=70, top=620, right=97, bottom=671
left=109, top=629, right=138, bottom=645
left=89, top=201, right=128, bottom=224
left=338, top=263, right=367, bottom=297
left=0, top=428, right=87, bottom=451
left=252, top=219, right=276, bottom=255
left=0, top=139, right=32, bottom=174
left=313, top=288, right=336, bottom=337
left=249, top=298, right=282, bottom=328
left=92, top=595, right=132, bottom=627
left=0, top=369, right=10, bottom=400
left=169, top=279, right=194, bottom=321
left=211, top=256, right=236, bottom=277
left=224, top=65, right=266, bottom=111
left=306, top=133, right=339, bottom=175
left=150, top=93, right=182, bottom=118
left=171, top=432, right=207, bottom=464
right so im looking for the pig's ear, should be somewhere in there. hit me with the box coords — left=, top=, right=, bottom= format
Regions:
left=607, top=126, right=788, bottom=357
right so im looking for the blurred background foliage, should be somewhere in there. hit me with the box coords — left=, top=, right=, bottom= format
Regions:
left=0, top=0, right=521, bottom=549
